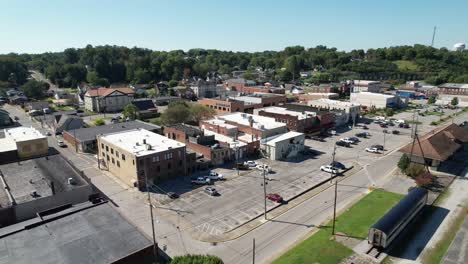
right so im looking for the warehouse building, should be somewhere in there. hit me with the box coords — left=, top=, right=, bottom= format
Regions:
left=260, top=131, right=305, bottom=160
left=350, top=92, right=405, bottom=109
left=307, top=99, right=361, bottom=125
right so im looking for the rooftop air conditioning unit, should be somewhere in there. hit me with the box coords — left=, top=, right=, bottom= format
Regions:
left=145, top=144, right=152, bottom=150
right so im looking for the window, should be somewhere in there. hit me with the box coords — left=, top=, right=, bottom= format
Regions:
left=112, top=158, right=115, bottom=164
left=116, top=151, right=119, bottom=158
left=122, top=154, right=125, bottom=160
left=132, top=159, right=135, bottom=165
left=165, top=152, right=173, bottom=160
left=111, top=148, right=114, bottom=154
left=106, top=146, right=109, bottom=151
left=152, top=156, right=159, bottom=162
left=102, top=152, right=105, bottom=157
left=179, top=160, right=182, bottom=166
left=117, top=161, right=120, bottom=167
left=107, top=156, right=110, bottom=161
left=157, top=166, right=160, bottom=172
left=101, top=143, right=104, bottom=149
left=168, top=163, right=171, bottom=169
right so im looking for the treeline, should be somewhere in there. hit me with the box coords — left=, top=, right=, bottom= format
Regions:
left=1, top=44, right=468, bottom=90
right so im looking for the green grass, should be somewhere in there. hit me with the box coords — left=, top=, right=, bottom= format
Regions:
left=52, top=105, right=74, bottom=111
left=425, top=111, right=444, bottom=116
left=393, top=60, right=419, bottom=71
left=273, top=190, right=403, bottom=264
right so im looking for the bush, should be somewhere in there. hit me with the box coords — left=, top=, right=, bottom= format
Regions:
left=398, top=154, right=410, bottom=173
left=428, top=96, right=436, bottom=104
left=430, top=121, right=437, bottom=126
left=170, top=254, right=224, bottom=264
left=94, top=118, right=105, bottom=126
left=406, top=163, right=426, bottom=178
left=385, top=108, right=394, bottom=117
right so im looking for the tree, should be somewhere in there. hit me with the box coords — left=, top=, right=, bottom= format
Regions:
left=451, top=97, right=459, bottom=106
left=385, top=108, right=394, bottom=117
left=20, top=80, right=49, bottom=99
left=406, top=163, right=425, bottom=178
left=168, top=80, right=178, bottom=87
left=398, top=154, right=410, bottom=173
left=160, top=102, right=191, bottom=125
left=147, top=88, right=158, bottom=98
left=94, top=118, right=105, bottom=126
left=428, top=96, right=436, bottom=104
left=123, top=103, right=138, bottom=120
left=189, top=104, right=216, bottom=124
left=170, top=254, right=223, bottom=264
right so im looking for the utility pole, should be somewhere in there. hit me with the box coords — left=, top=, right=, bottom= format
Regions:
left=252, top=238, right=256, bottom=264
left=262, top=168, right=267, bottom=220
left=331, top=143, right=338, bottom=236
left=144, top=164, right=158, bottom=263
left=233, top=141, right=239, bottom=176
left=383, top=130, right=386, bottom=155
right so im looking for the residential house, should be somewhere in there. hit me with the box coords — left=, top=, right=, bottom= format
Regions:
left=132, top=99, right=158, bottom=119
left=84, top=87, right=135, bottom=113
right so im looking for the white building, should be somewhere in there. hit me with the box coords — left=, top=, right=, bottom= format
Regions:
left=217, top=112, right=288, bottom=138
left=350, top=92, right=402, bottom=109
left=0, top=126, right=48, bottom=159
left=260, top=131, right=305, bottom=160
left=84, top=88, right=135, bottom=113
left=191, top=80, right=225, bottom=98
left=308, top=99, right=361, bottom=124
left=353, top=80, right=381, bottom=93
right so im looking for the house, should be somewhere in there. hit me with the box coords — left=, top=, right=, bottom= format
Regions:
left=9, top=95, right=28, bottom=105
left=132, top=99, right=158, bottom=119
left=63, top=120, right=161, bottom=153
left=0, top=126, right=48, bottom=162
left=190, top=79, right=225, bottom=98
left=399, top=124, right=468, bottom=170
left=164, top=124, right=233, bottom=166
left=97, top=128, right=187, bottom=188
left=198, top=98, right=245, bottom=115
left=54, top=115, right=85, bottom=135
left=84, top=87, right=135, bottom=113
left=0, top=109, right=13, bottom=127
left=25, top=101, right=50, bottom=112
left=153, top=96, right=182, bottom=106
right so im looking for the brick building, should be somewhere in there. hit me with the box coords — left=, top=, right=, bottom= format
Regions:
left=97, top=129, right=186, bottom=189
left=164, top=124, right=232, bottom=165
left=198, top=98, right=245, bottom=115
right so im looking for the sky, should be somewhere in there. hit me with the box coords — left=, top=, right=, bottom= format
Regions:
left=1, top=0, right=467, bottom=54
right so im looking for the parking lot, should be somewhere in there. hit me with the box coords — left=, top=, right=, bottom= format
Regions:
left=146, top=115, right=418, bottom=240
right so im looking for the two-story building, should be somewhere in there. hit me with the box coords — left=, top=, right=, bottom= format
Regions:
left=84, top=88, right=135, bottom=113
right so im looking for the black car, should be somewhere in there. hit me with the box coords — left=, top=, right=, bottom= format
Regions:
left=362, top=125, right=369, bottom=130
left=392, top=130, right=400, bottom=135
left=371, top=144, right=384, bottom=151
left=310, top=136, right=325, bottom=142
left=330, top=161, right=346, bottom=170
left=364, top=121, right=371, bottom=125
left=387, top=122, right=395, bottom=126
left=336, top=140, right=350, bottom=147
left=356, top=132, right=369, bottom=138
left=236, top=163, right=249, bottom=170
left=349, top=137, right=360, bottom=143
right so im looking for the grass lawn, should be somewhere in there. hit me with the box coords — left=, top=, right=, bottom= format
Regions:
left=273, top=190, right=403, bottom=264
left=393, top=60, right=419, bottom=71
left=53, top=105, right=74, bottom=111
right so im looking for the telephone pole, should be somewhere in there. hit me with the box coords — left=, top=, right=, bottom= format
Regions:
left=331, top=143, right=338, bottom=235
left=144, top=164, right=158, bottom=263
left=262, top=168, right=267, bottom=220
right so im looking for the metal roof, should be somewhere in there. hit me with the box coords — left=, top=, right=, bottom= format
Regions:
left=371, top=187, right=428, bottom=234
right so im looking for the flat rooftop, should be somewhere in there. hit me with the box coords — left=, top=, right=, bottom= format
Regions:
left=438, top=83, right=468, bottom=89
left=354, top=80, right=380, bottom=85
left=0, top=126, right=46, bottom=152
left=0, top=154, right=87, bottom=207
left=0, top=201, right=152, bottom=264
left=218, top=112, right=286, bottom=131
left=261, top=131, right=304, bottom=146
left=167, top=123, right=203, bottom=137
left=100, top=128, right=185, bottom=157
left=309, top=98, right=361, bottom=107
left=67, top=120, right=161, bottom=143
left=202, top=130, right=247, bottom=148
left=202, top=119, right=238, bottom=130
left=353, top=92, right=395, bottom=98
left=258, top=106, right=316, bottom=120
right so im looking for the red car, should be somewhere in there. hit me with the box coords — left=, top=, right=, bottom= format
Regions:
left=266, top=193, right=283, bottom=203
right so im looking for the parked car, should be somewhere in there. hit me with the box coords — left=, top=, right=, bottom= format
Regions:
left=375, top=116, right=385, bottom=121
left=356, top=132, right=370, bottom=138
left=365, top=147, right=380, bottom=153
left=244, top=161, right=257, bottom=167
left=204, top=187, right=219, bottom=196
left=371, top=144, right=384, bottom=151
left=237, top=163, right=249, bottom=170
left=13, top=116, right=19, bottom=121
left=330, top=161, right=346, bottom=170
left=310, top=136, right=325, bottom=142
left=57, top=140, right=67, bottom=147
left=266, top=193, right=283, bottom=203
left=364, top=121, right=371, bottom=125
left=191, top=177, right=211, bottom=185
left=256, top=164, right=272, bottom=173
left=167, top=192, right=179, bottom=199
left=29, top=110, right=42, bottom=116
left=362, top=125, right=369, bottom=130
left=329, top=130, right=337, bottom=135
left=392, top=130, right=400, bottom=135
left=205, top=172, right=224, bottom=181
left=340, top=138, right=354, bottom=144
left=320, top=165, right=339, bottom=174
left=348, top=137, right=360, bottom=143
left=400, top=123, right=410, bottom=129
left=387, top=122, right=395, bottom=127
left=395, top=119, right=405, bottom=124
left=383, top=129, right=389, bottom=134
left=336, top=140, right=350, bottom=147
left=380, top=123, right=388, bottom=128
left=45, top=131, right=52, bottom=136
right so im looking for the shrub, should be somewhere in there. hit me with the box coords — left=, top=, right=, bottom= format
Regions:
left=398, top=154, right=410, bottom=173
left=170, top=254, right=224, bottom=264
left=406, top=163, right=426, bottom=178
left=94, top=118, right=105, bottom=126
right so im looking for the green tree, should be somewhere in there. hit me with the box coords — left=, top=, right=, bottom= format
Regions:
left=168, top=79, right=178, bottom=87
left=123, top=103, right=138, bottom=120
left=451, top=97, right=459, bottom=106
left=160, top=102, right=191, bottom=125
left=398, top=154, right=410, bottom=173
left=20, top=80, right=49, bottom=99
left=406, top=163, right=425, bottom=178
left=384, top=108, right=394, bottom=117
left=428, top=96, right=436, bottom=104
left=189, top=104, right=216, bottom=124
left=170, top=254, right=223, bottom=264
left=94, top=118, right=105, bottom=126
left=147, top=88, right=158, bottom=98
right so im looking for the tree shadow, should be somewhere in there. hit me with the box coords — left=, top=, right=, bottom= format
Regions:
left=386, top=205, right=450, bottom=260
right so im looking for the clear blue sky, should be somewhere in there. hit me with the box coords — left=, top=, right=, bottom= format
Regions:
left=1, top=0, right=467, bottom=54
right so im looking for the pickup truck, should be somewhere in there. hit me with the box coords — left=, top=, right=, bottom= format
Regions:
left=191, top=177, right=211, bottom=185
left=205, top=172, right=224, bottom=181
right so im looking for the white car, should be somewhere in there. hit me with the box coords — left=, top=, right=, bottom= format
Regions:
left=365, top=147, right=380, bottom=153
left=256, top=164, right=272, bottom=173
left=320, top=165, right=339, bottom=174
left=191, top=177, right=211, bottom=185
left=57, top=140, right=66, bottom=147
left=205, top=172, right=224, bottom=181
left=395, top=119, right=405, bottom=124
left=375, top=116, right=385, bottom=121
left=244, top=161, right=257, bottom=167
left=340, top=138, right=354, bottom=144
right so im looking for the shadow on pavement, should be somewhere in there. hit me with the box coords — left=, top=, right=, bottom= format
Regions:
left=387, top=205, right=450, bottom=260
